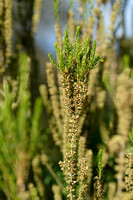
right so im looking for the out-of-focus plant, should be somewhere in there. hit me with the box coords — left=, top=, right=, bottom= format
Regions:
left=40, top=0, right=133, bottom=199
left=0, top=53, right=43, bottom=199
left=0, top=0, right=133, bottom=199
left=94, top=149, right=104, bottom=200
left=0, top=0, right=42, bottom=101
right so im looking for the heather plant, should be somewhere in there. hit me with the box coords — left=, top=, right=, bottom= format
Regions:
left=0, top=0, right=42, bottom=101
left=0, top=1, right=47, bottom=199
left=94, top=149, right=104, bottom=200
left=48, top=26, right=103, bottom=199
left=40, top=0, right=133, bottom=199
left=0, top=53, right=43, bottom=199
left=0, top=0, right=133, bottom=200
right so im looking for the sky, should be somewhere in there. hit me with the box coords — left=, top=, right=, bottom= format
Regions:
left=125, top=0, right=133, bottom=38
left=35, top=0, right=133, bottom=55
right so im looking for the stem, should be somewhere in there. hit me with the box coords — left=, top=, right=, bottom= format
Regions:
left=117, top=141, right=125, bottom=194
left=63, top=112, right=70, bottom=158
left=41, top=155, right=64, bottom=192
left=70, top=134, right=74, bottom=200
left=69, top=113, right=78, bottom=199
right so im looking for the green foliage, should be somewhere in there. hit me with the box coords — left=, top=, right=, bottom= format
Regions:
left=1, top=0, right=133, bottom=200
left=97, top=149, right=103, bottom=179
left=129, top=127, right=133, bottom=144
left=69, top=0, right=73, bottom=9
left=103, top=73, right=113, bottom=93
left=123, top=54, right=130, bottom=70
left=49, top=26, right=103, bottom=83
left=0, top=52, right=42, bottom=199
left=30, top=97, right=43, bottom=156
left=53, top=0, right=60, bottom=21
left=49, top=24, right=104, bottom=199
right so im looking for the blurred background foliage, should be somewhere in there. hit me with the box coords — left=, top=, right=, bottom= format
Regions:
left=0, top=0, right=133, bottom=199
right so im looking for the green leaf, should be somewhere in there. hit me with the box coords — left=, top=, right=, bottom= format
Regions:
left=53, top=0, right=59, bottom=21
left=129, top=127, right=133, bottom=144
left=49, top=26, right=103, bottom=83
left=48, top=53, right=57, bottom=68
left=97, top=149, right=103, bottom=179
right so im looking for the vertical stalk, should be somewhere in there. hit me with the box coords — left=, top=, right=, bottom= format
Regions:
left=49, top=26, right=103, bottom=199
left=69, top=114, right=78, bottom=199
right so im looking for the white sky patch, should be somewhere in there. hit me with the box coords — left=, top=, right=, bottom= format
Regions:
left=125, top=0, right=133, bottom=38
